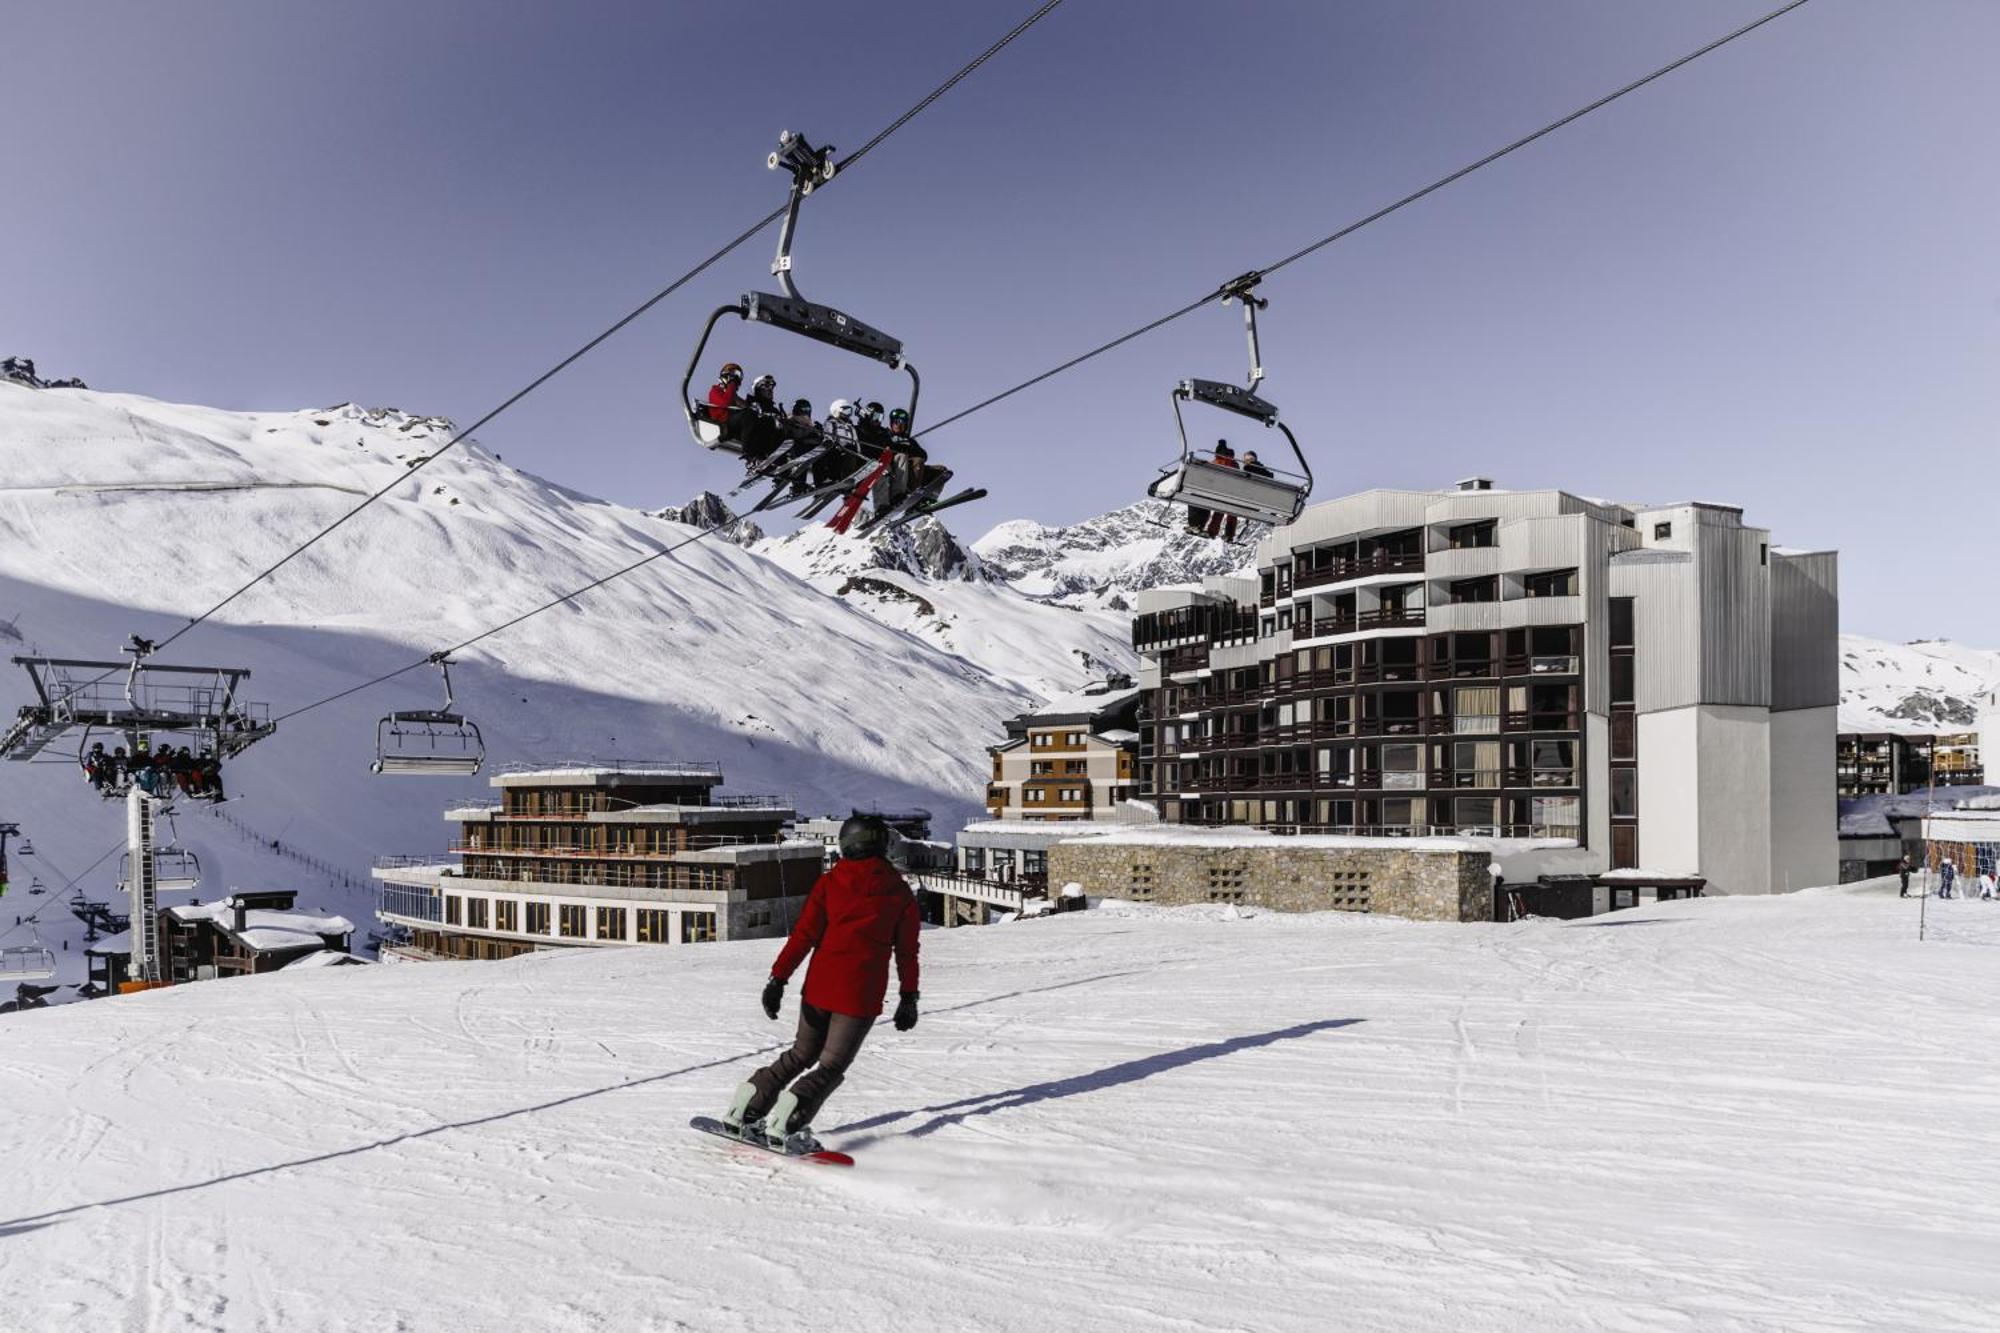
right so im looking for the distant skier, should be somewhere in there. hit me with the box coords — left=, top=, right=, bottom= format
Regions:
left=1938, top=860, right=1956, bottom=899
left=723, top=814, right=919, bottom=1152
left=1897, top=855, right=1913, bottom=897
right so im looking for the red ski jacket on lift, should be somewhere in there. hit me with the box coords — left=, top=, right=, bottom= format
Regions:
left=706, top=382, right=739, bottom=425
left=771, top=856, right=920, bottom=1019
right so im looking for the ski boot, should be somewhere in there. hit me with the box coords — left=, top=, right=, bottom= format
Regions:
left=759, top=1089, right=825, bottom=1156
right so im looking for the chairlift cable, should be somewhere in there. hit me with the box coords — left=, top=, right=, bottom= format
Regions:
left=0, top=838, right=124, bottom=946
left=146, top=0, right=1068, bottom=661
left=920, top=0, right=1814, bottom=437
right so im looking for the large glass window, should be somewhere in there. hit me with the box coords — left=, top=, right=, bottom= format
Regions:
left=681, top=912, right=716, bottom=944
left=1611, top=711, right=1637, bottom=761
left=1533, top=795, right=1580, bottom=838
left=444, top=895, right=462, bottom=927
left=1454, top=686, right=1499, bottom=733
left=1453, top=797, right=1498, bottom=834
left=1609, top=597, right=1635, bottom=648
left=1379, top=797, right=1427, bottom=830
left=1531, top=739, right=1577, bottom=786
left=1523, top=568, right=1577, bottom=598
left=1381, top=743, right=1423, bottom=790
left=1448, top=520, right=1496, bottom=549
left=559, top=905, right=587, bottom=938
left=1612, top=768, right=1638, bottom=818
left=1450, top=576, right=1499, bottom=604
left=1611, top=655, right=1635, bottom=705
left=466, top=897, right=489, bottom=930
left=595, top=906, right=627, bottom=942
left=636, top=909, right=672, bottom=943
left=526, top=901, right=550, bottom=935
left=1454, top=740, right=1501, bottom=788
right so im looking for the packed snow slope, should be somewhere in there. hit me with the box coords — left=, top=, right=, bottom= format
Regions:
left=1838, top=634, right=2000, bottom=733
left=0, top=382, right=1130, bottom=984
left=3, top=881, right=1995, bottom=1332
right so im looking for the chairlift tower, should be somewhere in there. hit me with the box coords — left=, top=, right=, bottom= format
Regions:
left=0, top=640, right=275, bottom=990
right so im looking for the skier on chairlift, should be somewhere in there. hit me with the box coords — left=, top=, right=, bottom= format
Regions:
left=1204, top=441, right=1241, bottom=542
left=738, top=374, right=785, bottom=463
left=84, top=742, right=110, bottom=792
left=855, top=401, right=890, bottom=449
left=721, top=814, right=919, bottom=1153
left=705, top=362, right=745, bottom=435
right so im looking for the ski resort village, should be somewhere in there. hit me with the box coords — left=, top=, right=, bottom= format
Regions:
left=4, top=5, right=1998, bottom=1331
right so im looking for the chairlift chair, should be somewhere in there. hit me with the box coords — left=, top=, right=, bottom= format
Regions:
left=0, top=926, right=56, bottom=983
left=119, top=848, right=202, bottom=893
left=1146, top=275, right=1313, bottom=533
left=679, top=131, right=947, bottom=523
left=372, top=654, right=485, bottom=777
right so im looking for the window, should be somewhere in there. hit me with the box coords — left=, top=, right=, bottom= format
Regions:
left=1523, top=568, right=1577, bottom=598
left=1611, top=711, right=1636, bottom=761
left=559, top=904, right=587, bottom=939
left=1025, top=789, right=1045, bottom=803
left=491, top=899, right=517, bottom=933
left=1454, top=740, right=1500, bottom=788
left=595, top=906, right=627, bottom=942
left=1531, top=739, right=1576, bottom=786
left=1653, top=521, right=1672, bottom=541
left=526, top=901, right=551, bottom=935
left=1068, top=732, right=1086, bottom=746
left=636, top=909, right=672, bottom=943
left=1612, top=768, right=1638, bottom=818
left=1030, top=761, right=1053, bottom=776
left=466, top=897, right=489, bottom=930
left=1610, top=655, right=1635, bottom=705
left=681, top=912, right=716, bottom=944
left=1454, top=797, right=1498, bottom=833
left=1379, top=797, right=1426, bottom=829
left=1760, top=542, right=1769, bottom=566
left=962, top=848, right=985, bottom=877
left=1450, top=576, right=1498, bottom=604
left=1609, top=597, right=1634, bottom=649
left=1448, top=520, right=1496, bottom=550
left=1023, top=851, right=1047, bottom=879
left=444, top=895, right=462, bottom=926
left=1455, top=686, right=1499, bottom=733
left=1381, top=743, right=1423, bottom=790
left=1532, top=795, right=1580, bottom=838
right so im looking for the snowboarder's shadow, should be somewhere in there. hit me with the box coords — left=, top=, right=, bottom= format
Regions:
left=832, top=1017, right=1364, bottom=1142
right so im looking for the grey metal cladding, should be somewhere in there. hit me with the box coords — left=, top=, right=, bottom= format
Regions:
left=1770, top=551, right=1839, bottom=711
left=1697, top=525, right=1771, bottom=707
left=1612, top=551, right=1698, bottom=712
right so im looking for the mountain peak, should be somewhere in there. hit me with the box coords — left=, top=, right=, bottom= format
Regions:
left=972, top=499, right=1258, bottom=610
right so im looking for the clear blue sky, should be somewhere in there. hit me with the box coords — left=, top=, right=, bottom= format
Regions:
left=5, top=1, right=1994, bottom=641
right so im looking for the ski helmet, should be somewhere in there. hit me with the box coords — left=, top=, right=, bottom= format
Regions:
left=838, top=814, right=890, bottom=861
left=791, top=398, right=813, bottom=416
left=752, top=373, right=777, bottom=393
left=889, top=407, right=911, bottom=425
left=828, top=398, right=854, bottom=421
left=861, top=401, right=884, bottom=420
left=718, top=362, right=743, bottom=381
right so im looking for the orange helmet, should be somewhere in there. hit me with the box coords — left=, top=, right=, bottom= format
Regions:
left=718, top=362, right=743, bottom=382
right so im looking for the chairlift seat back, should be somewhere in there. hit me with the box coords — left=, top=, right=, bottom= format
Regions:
left=1151, top=457, right=1308, bottom=528
left=374, top=753, right=484, bottom=776
left=374, top=709, right=484, bottom=777
left=745, top=291, right=903, bottom=367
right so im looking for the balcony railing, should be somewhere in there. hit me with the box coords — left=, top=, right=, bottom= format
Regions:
left=1293, top=551, right=1426, bottom=590
left=375, top=854, right=459, bottom=870
left=1358, top=608, right=1425, bottom=630
left=1501, top=713, right=1580, bottom=733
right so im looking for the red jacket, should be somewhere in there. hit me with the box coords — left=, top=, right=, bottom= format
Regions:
left=706, top=382, right=739, bottom=425
left=771, top=857, right=919, bottom=1018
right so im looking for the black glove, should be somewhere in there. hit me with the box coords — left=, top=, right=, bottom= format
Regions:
left=893, top=991, right=919, bottom=1033
left=761, top=976, right=785, bottom=1021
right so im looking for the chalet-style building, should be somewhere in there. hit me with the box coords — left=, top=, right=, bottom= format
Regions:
left=372, top=763, right=821, bottom=961
left=986, top=677, right=1143, bottom=821
left=1132, top=482, right=1840, bottom=896
left=85, top=889, right=354, bottom=992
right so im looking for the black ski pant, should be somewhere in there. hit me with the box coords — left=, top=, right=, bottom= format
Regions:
left=746, top=1002, right=873, bottom=1132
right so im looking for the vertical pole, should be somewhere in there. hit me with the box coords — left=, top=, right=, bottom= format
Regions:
left=126, top=787, right=160, bottom=984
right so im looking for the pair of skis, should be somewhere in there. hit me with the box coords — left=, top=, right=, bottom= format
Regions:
left=736, top=446, right=985, bottom=534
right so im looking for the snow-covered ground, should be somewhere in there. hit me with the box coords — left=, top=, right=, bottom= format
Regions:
left=2, top=880, right=1994, bottom=1331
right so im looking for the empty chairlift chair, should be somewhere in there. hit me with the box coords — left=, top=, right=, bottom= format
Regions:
left=1146, top=276, right=1313, bottom=534
left=0, top=930, right=57, bottom=983
left=372, top=655, right=484, bottom=777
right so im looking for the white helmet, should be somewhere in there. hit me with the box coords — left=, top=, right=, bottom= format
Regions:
left=828, top=398, right=854, bottom=421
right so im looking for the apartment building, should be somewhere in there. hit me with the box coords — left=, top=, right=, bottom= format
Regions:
left=1837, top=730, right=1986, bottom=798
left=373, top=762, right=821, bottom=960
left=1132, top=481, right=1839, bottom=895
left=985, top=677, right=1143, bottom=821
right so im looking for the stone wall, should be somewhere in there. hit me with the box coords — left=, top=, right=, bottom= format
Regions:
left=1048, top=841, right=1493, bottom=923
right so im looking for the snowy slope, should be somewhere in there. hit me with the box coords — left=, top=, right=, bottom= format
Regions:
left=972, top=500, right=1256, bottom=610
left=1, top=882, right=1995, bottom=1331
left=755, top=521, right=1137, bottom=698
left=0, top=384, right=1119, bottom=992
left=1838, top=634, right=2000, bottom=732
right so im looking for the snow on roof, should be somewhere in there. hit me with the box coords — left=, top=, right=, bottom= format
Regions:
left=168, top=901, right=354, bottom=953
left=1024, top=680, right=1141, bottom=719
left=1097, top=728, right=1140, bottom=744
left=1595, top=867, right=1707, bottom=882
left=283, top=949, right=366, bottom=970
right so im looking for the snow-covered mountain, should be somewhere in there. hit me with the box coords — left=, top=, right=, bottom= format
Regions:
left=1837, top=635, right=2000, bottom=733
left=972, top=500, right=1256, bottom=610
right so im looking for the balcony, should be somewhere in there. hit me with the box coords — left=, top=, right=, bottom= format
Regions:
left=1501, top=712, right=1579, bottom=733
left=1293, top=551, right=1426, bottom=591
left=1358, top=608, right=1425, bottom=630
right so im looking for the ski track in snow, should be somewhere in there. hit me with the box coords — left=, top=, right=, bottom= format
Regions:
left=1, top=881, right=1995, bottom=1331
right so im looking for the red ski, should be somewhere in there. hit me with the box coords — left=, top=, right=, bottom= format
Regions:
left=689, top=1116, right=854, bottom=1167
left=826, top=450, right=894, bottom=535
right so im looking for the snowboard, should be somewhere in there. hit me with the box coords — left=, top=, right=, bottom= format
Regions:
left=688, top=1116, right=855, bottom=1167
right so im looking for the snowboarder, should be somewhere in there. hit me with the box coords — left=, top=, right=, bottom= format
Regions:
left=1897, top=855, right=1913, bottom=897
left=1938, top=859, right=1956, bottom=899
left=722, top=814, right=919, bottom=1153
